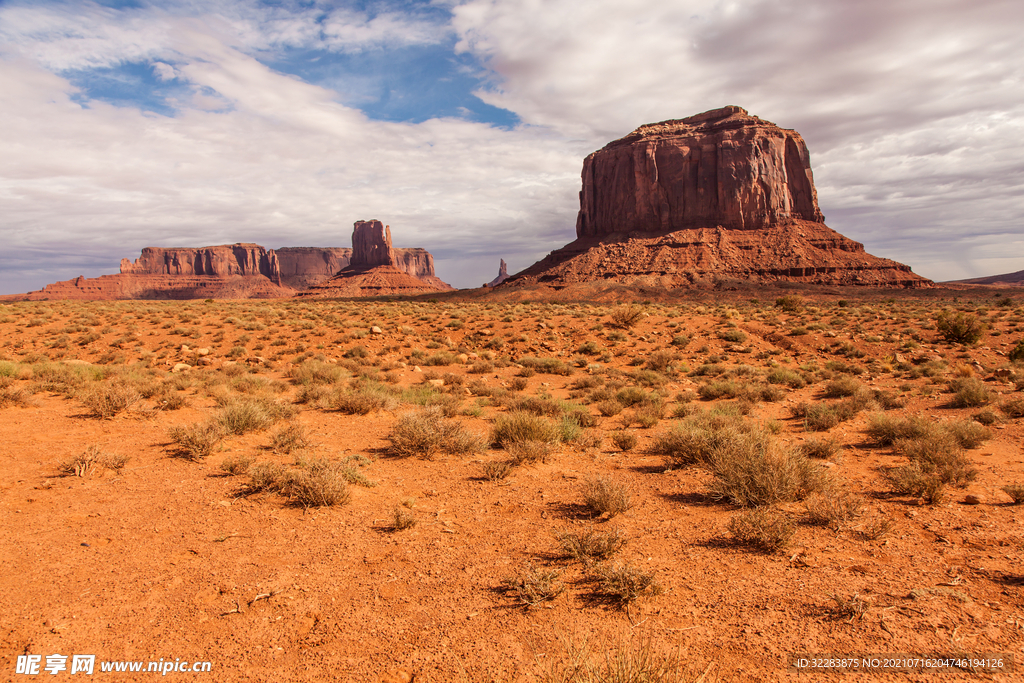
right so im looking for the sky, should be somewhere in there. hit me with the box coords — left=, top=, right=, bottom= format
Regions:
left=1, top=0, right=1022, bottom=293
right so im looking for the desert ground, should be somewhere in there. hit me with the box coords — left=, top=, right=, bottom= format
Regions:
left=1, top=290, right=1023, bottom=682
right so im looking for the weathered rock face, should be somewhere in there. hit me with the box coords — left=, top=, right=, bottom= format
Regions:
left=20, top=274, right=294, bottom=301
left=274, top=247, right=438, bottom=289
left=120, top=244, right=281, bottom=284
left=576, top=106, right=824, bottom=237
left=504, top=106, right=929, bottom=290
left=298, top=220, right=453, bottom=298
left=350, top=220, right=396, bottom=268
left=486, top=259, right=509, bottom=287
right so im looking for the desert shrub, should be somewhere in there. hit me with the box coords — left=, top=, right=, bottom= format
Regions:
left=935, top=310, right=983, bottom=344
left=883, top=462, right=947, bottom=504
left=727, top=507, right=795, bottom=552
left=805, top=489, right=863, bottom=530
left=540, top=635, right=694, bottom=683
left=1009, top=339, right=1024, bottom=363
left=218, top=396, right=294, bottom=435
left=492, top=411, right=560, bottom=448
left=823, top=376, right=862, bottom=398
left=865, top=413, right=934, bottom=445
left=280, top=467, right=350, bottom=508
left=576, top=340, right=602, bottom=355
left=942, top=419, right=990, bottom=449
left=798, top=437, right=842, bottom=460
left=519, top=356, right=574, bottom=376
left=1001, top=484, right=1024, bottom=504
left=947, top=377, right=992, bottom=408
left=220, top=454, right=254, bottom=475
left=245, top=462, right=287, bottom=494
left=893, top=432, right=977, bottom=487
left=698, top=380, right=744, bottom=400
left=670, top=333, right=691, bottom=348
left=79, top=380, right=142, bottom=419
left=607, top=304, right=645, bottom=330
left=775, top=295, right=804, bottom=313
left=322, top=382, right=398, bottom=414
left=767, top=367, right=806, bottom=388
left=707, top=435, right=829, bottom=507
left=718, top=329, right=747, bottom=343
left=391, top=505, right=417, bottom=530
left=615, top=386, right=651, bottom=407
left=999, top=396, right=1024, bottom=418
left=645, top=350, right=676, bottom=372
left=872, top=389, right=905, bottom=410
left=596, top=399, right=624, bottom=417
left=501, top=566, right=564, bottom=607
left=388, top=407, right=485, bottom=459
left=32, top=362, right=101, bottom=395
left=168, top=421, right=225, bottom=461
left=508, top=376, right=529, bottom=392
left=269, top=422, right=312, bottom=454
left=591, top=562, right=661, bottom=606
left=612, top=431, right=637, bottom=451
left=582, top=476, right=632, bottom=518
left=794, top=402, right=840, bottom=432
left=287, top=360, right=344, bottom=386
left=974, top=408, right=999, bottom=425
left=828, top=593, right=872, bottom=622
left=0, top=384, right=32, bottom=408
left=482, top=459, right=514, bottom=481
left=505, top=395, right=563, bottom=417
left=556, top=527, right=626, bottom=565
left=58, top=445, right=126, bottom=476
left=506, top=439, right=553, bottom=466
left=648, top=410, right=747, bottom=467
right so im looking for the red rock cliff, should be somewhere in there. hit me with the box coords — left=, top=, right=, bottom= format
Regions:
left=576, top=106, right=824, bottom=237
left=350, top=220, right=396, bottom=268
left=120, top=244, right=281, bottom=284
left=274, top=247, right=438, bottom=289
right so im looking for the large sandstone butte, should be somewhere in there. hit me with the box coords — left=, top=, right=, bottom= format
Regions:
left=298, top=220, right=453, bottom=298
left=13, top=227, right=450, bottom=301
left=505, top=106, right=929, bottom=289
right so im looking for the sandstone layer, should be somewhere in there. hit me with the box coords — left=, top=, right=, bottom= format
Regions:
left=17, top=228, right=450, bottom=300
left=297, top=220, right=453, bottom=298
left=505, top=106, right=929, bottom=290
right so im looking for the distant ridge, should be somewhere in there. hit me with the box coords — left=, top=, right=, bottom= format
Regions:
left=951, top=269, right=1024, bottom=286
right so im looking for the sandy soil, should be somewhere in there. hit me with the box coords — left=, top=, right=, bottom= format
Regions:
left=0, top=293, right=1022, bottom=682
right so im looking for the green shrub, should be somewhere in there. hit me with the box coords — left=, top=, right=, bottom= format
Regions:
left=935, top=310, right=983, bottom=344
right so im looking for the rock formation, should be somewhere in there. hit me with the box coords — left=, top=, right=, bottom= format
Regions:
left=298, top=220, right=453, bottom=298
left=486, top=260, right=509, bottom=287
left=14, top=228, right=451, bottom=300
left=505, top=106, right=929, bottom=289
left=953, top=269, right=1024, bottom=286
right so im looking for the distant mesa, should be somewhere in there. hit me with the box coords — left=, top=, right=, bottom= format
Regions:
left=503, top=106, right=929, bottom=290
left=485, top=259, right=509, bottom=287
left=13, top=222, right=451, bottom=300
left=951, top=269, right=1024, bottom=286
left=297, top=220, right=453, bottom=298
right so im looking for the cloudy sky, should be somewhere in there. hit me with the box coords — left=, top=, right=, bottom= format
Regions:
left=1, top=0, right=1022, bottom=293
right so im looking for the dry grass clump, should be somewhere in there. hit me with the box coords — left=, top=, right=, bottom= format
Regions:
left=805, top=489, right=863, bottom=530
left=607, top=304, right=646, bottom=329
left=58, top=445, right=130, bottom=476
left=219, top=454, right=254, bottom=475
left=999, top=396, right=1024, bottom=418
left=590, top=562, right=662, bottom=607
left=865, top=413, right=934, bottom=445
left=320, top=381, right=398, bottom=414
left=942, top=419, right=990, bottom=449
left=280, top=466, right=350, bottom=508
left=1001, top=484, right=1024, bottom=504
left=507, top=439, right=554, bottom=465
left=539, top=635, right=698, bottom=683
left=611, top=431, right=637, bottom=451
left=582, top=476, right=632, bottom=518
left=828, top=593, right=871, bottom=622
left=947, top=377, right=992, bottom=408
left=727, top=507, right=795, bottom=552
left=501, top=566, right=565, bottom=607
left=492, top=410, right=560, bottom=449
left=79, top=380, right=142, bottom=418
left=892, top=432, right=977, bottom=484
left=707, top=436, right=828, bottom=507
left=792, top=391, right=873, bottom=431
left=822, top=376, right=862, bottom=398
left=555, top=527, right=626, bottom=565
left=391, top=505, right=417, bottom=530
left=168, top=421, right=225, bottom=460
left=388, top=407, right=485, bottom=458
left=935, top=310, right=983, bottom=344
left=216, top=395, right=295, bottom=435
left=0, top=383, right=32, bottom=408
left=481, top=459, right=514, bottom=481
left=287, top=359, right=345, bottom=386
left=519, top=356, right=575, bottom=376
left=798, top=437, right=842, bottom=460
left=775, top=295, right=804, bottom=312
left=767, top=367, right=806, bottom=388
left=269, top=422, right=312, bottom=454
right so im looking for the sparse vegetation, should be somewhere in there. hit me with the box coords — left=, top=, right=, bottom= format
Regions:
left=727, top=507, right=795, bottom=552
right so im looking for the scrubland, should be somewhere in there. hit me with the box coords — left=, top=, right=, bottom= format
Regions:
left=1, top=293, right=1023, bottom=681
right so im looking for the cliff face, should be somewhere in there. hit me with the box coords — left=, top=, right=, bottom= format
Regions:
left=504, top=106, right=929, bottom=290
left=120, top=244, right=281, bottom=284
left=576, top=106, right=824, bottom=238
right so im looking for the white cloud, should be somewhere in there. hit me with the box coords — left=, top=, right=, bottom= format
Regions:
left=1, top=0, right=1023, bottom=294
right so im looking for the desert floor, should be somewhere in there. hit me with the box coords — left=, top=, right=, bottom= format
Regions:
left=1, top=291, right=1023, bottom=682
